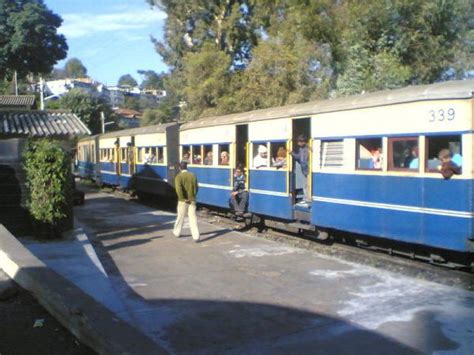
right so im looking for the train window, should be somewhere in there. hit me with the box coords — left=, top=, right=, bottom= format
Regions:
left=182, top=145, right=191, bottom=163
left=356, top=138, right=382, bottom=170
left=218, top=144, right=230, bottom=166
left=253, top=142, right=270, bottom=169
left=192, top=145, right=202, bottom=165
left=203, top=145, right=213, bottom=165
left=270, top=142, right=287, bottom=169
left=320, top=140, right=344, bottom=169
left=121, top=148, right=127, bottom=162
left=137, top=148, right=143, bottom=163
left=157, top=147, right=164, bottom=164
left=388, top=138, right=419, bottom=170
left=425, top=135, right=462, bottom=172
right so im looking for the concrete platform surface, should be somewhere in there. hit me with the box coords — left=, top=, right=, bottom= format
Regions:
left=70, top=188, right=474, bottom=354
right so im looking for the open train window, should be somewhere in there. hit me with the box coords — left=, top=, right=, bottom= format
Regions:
left=121, top=148, right=127, bottom=162
left=156, top=147, right=164, bottom=164
left=181, top=145, right=191, bottom=163
left=270, top=142, right=287, bottom=169
left=425, top=135, right=462, bottom=172
left=252, top=142, right=269, bottom=169
left=356, top=138, right=382, bottom=170
left=203, top=145, right=213, bottom=165
left=192, top=145, right=202, bottom=165
left=218, top=144, right=230, bottom=166
left=388, top=137, right=418, bottom=171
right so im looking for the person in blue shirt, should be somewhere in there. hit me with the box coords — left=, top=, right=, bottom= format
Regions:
left=230, top=165, right=248, bottom=218
left=291, top=135, right=310, bottom=204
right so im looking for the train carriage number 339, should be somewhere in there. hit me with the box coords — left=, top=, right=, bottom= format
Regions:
left=428, top=108, right=455, bottom=122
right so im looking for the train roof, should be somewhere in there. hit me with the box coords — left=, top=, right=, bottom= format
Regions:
left=181, top=79, right=474, bottom=130
left=98, top=122, right=178, bottom=140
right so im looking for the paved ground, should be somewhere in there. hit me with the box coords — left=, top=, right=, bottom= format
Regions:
left=68, top=185, right=474, bottom=354
left=0, top=270, right=95, bottom=355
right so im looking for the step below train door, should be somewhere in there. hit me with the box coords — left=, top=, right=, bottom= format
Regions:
left=291, top=117, right=312, bottom=223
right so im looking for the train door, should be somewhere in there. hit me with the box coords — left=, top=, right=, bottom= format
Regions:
left=235, top=124, right=249, bottom=183
left=291, top=118, right=311, bottom=222
left=129, top=136, right=136, bottom=175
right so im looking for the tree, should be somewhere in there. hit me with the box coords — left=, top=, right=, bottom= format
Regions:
left=147, top=0, right=258, bottom=68
left=64, top=58, right=87, bottom=78
left=118, top=74, right=138, bottom=87
left=138, top=70, right=164, bottom=90
left=0, top=0, right=68, bottom=80
left=123, top=95, right=140, bottom=111
left=59, top=89, right=112, bottom=134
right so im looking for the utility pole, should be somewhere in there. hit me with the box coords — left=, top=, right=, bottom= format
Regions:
left=13, top=71, right=18, bottom=96
left=39, top=77, right=45, bottom=110
left=101, top=111, right=105, bottom=134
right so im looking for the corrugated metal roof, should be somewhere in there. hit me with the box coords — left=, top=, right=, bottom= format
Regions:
left=0, top=95, right=35, bottom=107
left=181, top=79, right=474, bottom=130
left=0, top=111, right=91, bottom=137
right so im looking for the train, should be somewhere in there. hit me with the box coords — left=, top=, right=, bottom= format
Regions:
left=76, top=79, right=474, bottom=270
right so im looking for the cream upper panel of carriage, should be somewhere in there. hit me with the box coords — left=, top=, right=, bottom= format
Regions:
left=135, top=133, right=166, bottom=147
left=99, top=138, right=117, bottom=149
left=119, top=136, right=132, bottom=147
left=249, top=118, right=291, bottom=141
left=180, top=125, right=235, bottom=144
left=311, top=99, right=472, bottom=138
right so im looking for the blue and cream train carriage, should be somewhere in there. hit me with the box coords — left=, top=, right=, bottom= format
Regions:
left=76, top=135, right=99, bottom=180
left=77, top=80, right=474, bottom=266
left=181, top=80, right=474, bottom=264
left=77, top=123, right=179, bottom=196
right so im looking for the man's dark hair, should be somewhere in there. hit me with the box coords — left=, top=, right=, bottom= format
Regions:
left=297, top=134, right=307, bottom=142
left=180, top=161, right=188, bottom=170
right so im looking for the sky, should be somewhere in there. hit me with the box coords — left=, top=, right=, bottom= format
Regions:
left=44, top=0, right=168, bottom=85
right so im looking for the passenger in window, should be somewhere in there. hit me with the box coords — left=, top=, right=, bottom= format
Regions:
left=404, top=146, right=419, bottom=169
left=253, top=145, right=268, bottom=169
left=204, top=151, right=213, bottom=165
left=229, top=166, right=249, bottom=220
left=272, top=147, right=287, bottom=169
left=437, top=149, right=461, bottom=179
left=193, top=154, right=202, bottom=164
left=370, top=148, right=383, bottom=169
left=220, top=151, right=230, bottom=165
left=182, top=151, right=190, bottom=163
left=450, top=143, right=463, bottom=167
left=291, top=135, right=310, bottom=203
left=144, top=148, right=152, bottom=164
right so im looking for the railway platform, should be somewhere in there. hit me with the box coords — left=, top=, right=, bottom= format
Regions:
left=68, top=184, right=474, bottom=354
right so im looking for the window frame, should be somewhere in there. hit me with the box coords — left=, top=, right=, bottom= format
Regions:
left=424, top=134, right=463, bottom=174
left=387, top=137, right=419, bottom=172
left=355, top=137, right=383, bottom=171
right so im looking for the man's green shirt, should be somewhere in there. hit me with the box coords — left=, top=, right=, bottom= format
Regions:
left=175, top=170, right=198, bottom=202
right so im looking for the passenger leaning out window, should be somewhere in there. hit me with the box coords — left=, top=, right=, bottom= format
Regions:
left=253, top=145, right=268, bottom=169
left=437, top=149, right=461, bottom=180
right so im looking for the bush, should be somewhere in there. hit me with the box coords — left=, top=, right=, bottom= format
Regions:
left=23, top=139, right=73, bottom=239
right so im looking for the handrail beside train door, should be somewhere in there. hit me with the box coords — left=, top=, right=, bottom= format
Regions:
left=287, top=139, right=292, bottom=196
left=245, top=141, right=250, bottom=188
left=308, top=138, right=313, bottom=202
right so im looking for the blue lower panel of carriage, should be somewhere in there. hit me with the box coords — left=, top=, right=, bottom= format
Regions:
left=119, top=174, right=132, bottom=189
left=249, top=169, right=291, bottom=219
left=136, top=164, right=167, bottom=180
left=311, top=173, right=473, bottom=252
left=78, top=161, right=95, bottom=179
left=189, top=167, right=232, bottom=208
left=100, top=162, right=118, bottom=186
left=120, top=163, right=130, bottom=175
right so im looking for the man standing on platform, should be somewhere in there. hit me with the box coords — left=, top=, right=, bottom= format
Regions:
left=173, top=161, right=200, bottom=242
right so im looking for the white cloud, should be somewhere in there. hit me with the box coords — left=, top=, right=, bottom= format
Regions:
left=60, top=8, right=167, bottom=39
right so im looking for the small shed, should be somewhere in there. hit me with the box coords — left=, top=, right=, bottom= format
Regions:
left=0, top=95, right=36, bottom=110
left=0, top=110, right=90, bottom=236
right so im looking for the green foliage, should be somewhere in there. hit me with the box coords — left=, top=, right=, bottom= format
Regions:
left=123, top=95, right=141, bottom=110
left=0, top=0, right=68, bottom=80
left=59, top=89, right=113, bottom=134
left=138, top=70, right=164, bottom=89
left=118, top=74, right=138, bottom=87
left=23, top=139, right=73, bottom=230
left=148, top=0, right=473, bottom=119
left=64, top=58, right=87, bottom=78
